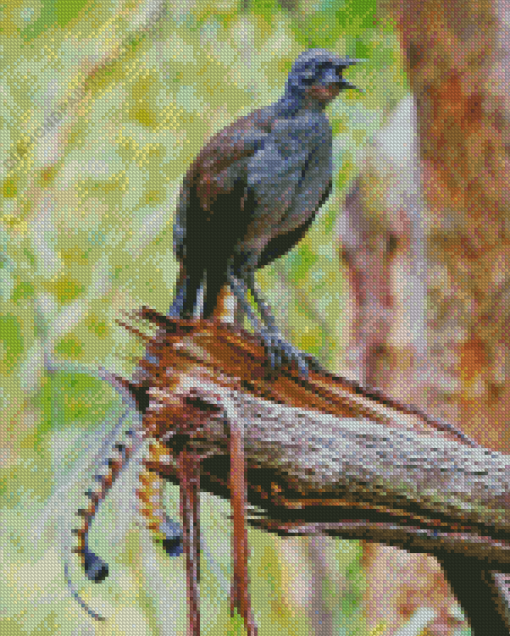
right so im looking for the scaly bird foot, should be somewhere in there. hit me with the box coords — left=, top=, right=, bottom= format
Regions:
left=259, top=327, right=323, bottom=378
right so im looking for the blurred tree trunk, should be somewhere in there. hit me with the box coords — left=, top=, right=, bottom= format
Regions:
left=339, top=95, right=460, bottom=635
left=339, top=0, right=510, bottom=633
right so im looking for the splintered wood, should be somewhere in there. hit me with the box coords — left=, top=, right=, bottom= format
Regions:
left=119, top=307, right=510, bottom=569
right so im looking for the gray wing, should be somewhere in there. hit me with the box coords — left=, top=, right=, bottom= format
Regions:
left=257, top=178, right=332, bottom=269
left=173, top=108, right=272, bottom=264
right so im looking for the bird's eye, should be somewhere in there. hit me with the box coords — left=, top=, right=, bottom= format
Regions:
left=299, top=66, right=316, bottom=84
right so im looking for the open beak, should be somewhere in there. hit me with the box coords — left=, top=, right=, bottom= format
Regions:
left=322, top=66, right=365, bottom=94
left=338, top=57, right=366, bottom=93
left=341, top=78, right=364, bottom=93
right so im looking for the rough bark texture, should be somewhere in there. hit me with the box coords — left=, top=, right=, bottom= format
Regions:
left=122, top=313, right=510, bottom=564
left=395, top=0, right=510, bottom=452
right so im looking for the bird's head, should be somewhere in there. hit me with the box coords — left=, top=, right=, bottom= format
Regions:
left=285, top=48, right=363, bottom=107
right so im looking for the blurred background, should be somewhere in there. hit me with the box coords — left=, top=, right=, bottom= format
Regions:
left=0, top=0, right=481, bottom=634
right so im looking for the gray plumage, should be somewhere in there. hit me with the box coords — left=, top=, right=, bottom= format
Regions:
left=170, top=48, right=362, bottom=372
left=132, top=49, right=364, bottom=562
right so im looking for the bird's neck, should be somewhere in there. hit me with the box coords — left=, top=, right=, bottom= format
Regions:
left=275, top=92, right=325, bottom=117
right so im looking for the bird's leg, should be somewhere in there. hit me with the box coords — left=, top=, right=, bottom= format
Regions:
left=228, top=265, right=322, bottom=376
left=244, top=272, right=279, bottom=333
left=227, top=266, right=265, bottom=333
left=228, top=266, right=296, bottom=370
left=246, top=272, right=325, bottom=375
left=176, top=448, right=201, bottom=636
left=229, top=411, right=257, bottom=635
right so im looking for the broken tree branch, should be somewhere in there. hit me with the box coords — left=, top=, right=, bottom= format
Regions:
left=119, top=308, right=510, bottom=573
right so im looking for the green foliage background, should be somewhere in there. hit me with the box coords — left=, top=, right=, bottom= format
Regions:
left=0, top=0, right=408, bottom=634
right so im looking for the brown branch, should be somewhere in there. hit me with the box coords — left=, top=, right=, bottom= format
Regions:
left=160, top=386, right=510, bottom=565
left=176, top=449, right=201, bottom=636
left=120, top=310, right=510, bottom=567
left=113, top=309, right=510, bottom=633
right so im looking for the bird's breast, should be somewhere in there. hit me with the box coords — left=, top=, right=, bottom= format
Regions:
left=243, top=114, right=332, bottom=251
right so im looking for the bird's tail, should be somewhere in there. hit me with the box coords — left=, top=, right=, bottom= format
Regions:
left=169, top=264, right=232, bottom=322
left=167, top=267, right=204, bottom=318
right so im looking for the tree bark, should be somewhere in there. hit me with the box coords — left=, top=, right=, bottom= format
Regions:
left=123, top=313, right=510, bottom=570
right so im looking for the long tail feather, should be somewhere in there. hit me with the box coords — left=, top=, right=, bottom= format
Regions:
left=168, top=269, right=204, bottom=318
left=65, top=427, right=145, bottom=621
left=137, top=441, right=183, bottom=556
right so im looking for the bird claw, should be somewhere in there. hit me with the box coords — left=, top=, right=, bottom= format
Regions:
left=260, top=328, right=320, bottom=378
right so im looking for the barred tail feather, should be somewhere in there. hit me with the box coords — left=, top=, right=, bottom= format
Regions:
left=66, top=427, right=144, bottom=621
left=137, top=441, right=183, bottom=557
